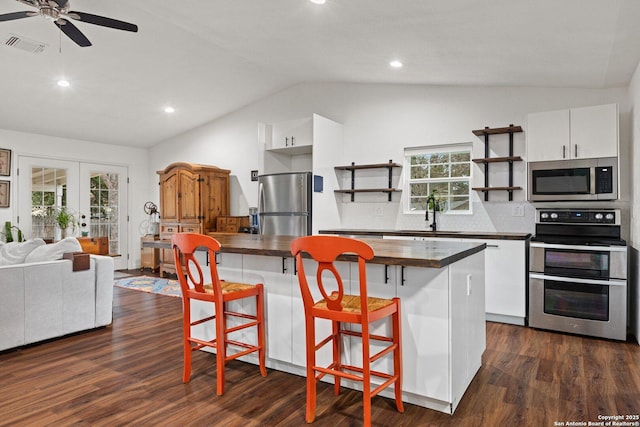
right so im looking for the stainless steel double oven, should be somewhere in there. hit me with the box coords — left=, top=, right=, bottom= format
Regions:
left=529, top=209, right=628, bottom=340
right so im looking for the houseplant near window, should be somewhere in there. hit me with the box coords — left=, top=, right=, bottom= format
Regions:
left=55, top=207, right=79, bottom=239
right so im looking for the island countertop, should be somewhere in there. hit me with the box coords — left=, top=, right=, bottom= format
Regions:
left=144, top=234, right=486, bottom=268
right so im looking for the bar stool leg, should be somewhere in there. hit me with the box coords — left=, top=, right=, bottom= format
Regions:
left=362, top=323, right=372, bottom=427
left=332, top=320, right=341, bottom=395
left=215, top=303, right=226, bottom=396
left=393, top=300, right=404, bottom=412
left=257, top=288, right=267, bottom=377
left=305, top=318, right=317, bottom=423
left=182, top=299, right=192, bottom=383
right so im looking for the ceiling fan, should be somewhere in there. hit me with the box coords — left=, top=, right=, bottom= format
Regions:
left=0, top=0, right=137, bottom=47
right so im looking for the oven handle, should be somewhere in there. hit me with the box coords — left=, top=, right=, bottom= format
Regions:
left=530, top=242, right=627, bottom=252
left=529, top=273, right=627, bottom=287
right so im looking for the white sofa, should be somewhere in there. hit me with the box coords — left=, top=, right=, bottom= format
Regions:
left=0, top=238, right=114, bottom=352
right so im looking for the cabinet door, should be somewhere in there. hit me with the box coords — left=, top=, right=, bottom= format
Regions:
left=570, top=103, right=618, bottom=159
left=526, top=109, right=570, bottom=162
left=396, top=266, right=451, bottom=401
left=269, top=117, right=313, bottom=154
left=243, top=255, right=294, bottom=364
left=159, top=170, right=179, bottom=222
left=205, top=175, right=230, bottom=231
left=178, top=170, right=201, bottom=224
left=464, top=239, right=526, bottom=324
left=448, top=251, right=485, bottom=412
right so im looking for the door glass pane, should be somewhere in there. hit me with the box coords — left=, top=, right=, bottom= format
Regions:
left=89, top=172, right=119, bottom=255
left=31, top=167, right=67, bottom=241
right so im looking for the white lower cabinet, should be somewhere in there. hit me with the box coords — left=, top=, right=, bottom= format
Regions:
left=395, top=251, right=485, bottom=413
left=384, top=235, right=527, bottom=325
left=242, top=255, right=294, bottom=365
left=463, top=239, right=526, bottom=325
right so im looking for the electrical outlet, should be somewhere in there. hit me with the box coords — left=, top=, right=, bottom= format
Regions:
left=512, top=204, right=525, bottom=217
left=251, top=170, right=259, bottom=182
left=374, top=207, right=384, bottom=217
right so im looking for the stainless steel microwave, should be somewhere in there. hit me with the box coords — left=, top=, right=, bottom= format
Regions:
left=528, top=157, right=618, bottom=201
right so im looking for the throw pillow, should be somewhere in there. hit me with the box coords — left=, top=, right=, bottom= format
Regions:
left=24, top=237, right=83, bottom=264
left=0, top=239, right=47, bottom=266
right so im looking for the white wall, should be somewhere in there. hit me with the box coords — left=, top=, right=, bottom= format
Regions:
left=150, top=82, right=629, bottom=235
left=0, top=129, right=150, bottom=269
left=628, top=63, right=640, bottom=344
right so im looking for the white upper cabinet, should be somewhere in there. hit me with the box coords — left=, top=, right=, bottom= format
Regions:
left=526, top=103, right=618, bottom=162
left=266, top=117, right=313, bottom=155
left=570, top=104, right=618, bottom=159
left=526, top=109, right=570, bottom=162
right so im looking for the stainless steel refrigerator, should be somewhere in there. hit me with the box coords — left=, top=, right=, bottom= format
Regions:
left=258, top=172, right=312, bottom=236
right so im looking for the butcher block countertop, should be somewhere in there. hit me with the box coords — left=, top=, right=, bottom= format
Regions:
left=144, top=234, right=486, bottom=269
left=319, top=228, right=531, bottom=240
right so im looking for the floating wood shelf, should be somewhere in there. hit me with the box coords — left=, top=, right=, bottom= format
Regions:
left=335, top=188, right=401, bottom=194
left=334, top=160, right=401, bottom=201
left=472, top=125, right=523, bottom=201
left=472, top=156, right=523, bottom=164
left=334, top=162, right=402, bottom=171
left=472, top=186, right=522, bottom=192
left=472, top=125, right=523, bottom=136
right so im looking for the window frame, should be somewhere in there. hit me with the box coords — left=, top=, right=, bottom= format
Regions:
left=404, top=142, right=473, bottom=215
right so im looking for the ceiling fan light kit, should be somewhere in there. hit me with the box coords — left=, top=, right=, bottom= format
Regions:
left=0, top=0, right=138, bottom=47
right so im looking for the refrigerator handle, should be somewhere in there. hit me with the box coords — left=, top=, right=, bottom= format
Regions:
left=258, top=181, right=265, bottom=235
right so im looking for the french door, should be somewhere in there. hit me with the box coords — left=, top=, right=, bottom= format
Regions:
left=17, top=156, right=128, bottom=270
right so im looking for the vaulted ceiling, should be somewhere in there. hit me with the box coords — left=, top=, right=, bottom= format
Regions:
left=1, top=0, right=640, bottom=148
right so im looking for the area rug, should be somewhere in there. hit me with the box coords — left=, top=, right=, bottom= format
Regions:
left=114, top=276, right=182, bottom=298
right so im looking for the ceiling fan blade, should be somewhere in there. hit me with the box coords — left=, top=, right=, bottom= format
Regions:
left=49, top=0, right=69, bottom=7
left=54, top=18, right=91, bottom=47
left=0, top=11, right=36, bottom=22
left=68, top=11, right=138, bottom=32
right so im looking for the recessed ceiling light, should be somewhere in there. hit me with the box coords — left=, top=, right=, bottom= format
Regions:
left=57, top=79, right=70, bottom=87
left=310, top=0, right=326, bottom=4
left=164, top=106, right=175, bottom=113
left=389, top=60, right=403, bottom=68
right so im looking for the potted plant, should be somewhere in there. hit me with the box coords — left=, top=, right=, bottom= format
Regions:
left=2, top=221, right=25, bottom=243
left=55, top=207, right=78, bottom=239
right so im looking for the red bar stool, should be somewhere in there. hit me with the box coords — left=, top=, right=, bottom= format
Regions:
left=290, top=235, right=404, bottom=426
left=172, top=233, right=267, bottom=395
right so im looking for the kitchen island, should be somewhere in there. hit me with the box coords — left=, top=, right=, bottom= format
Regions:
left=144, top=234, right=486, bottom=414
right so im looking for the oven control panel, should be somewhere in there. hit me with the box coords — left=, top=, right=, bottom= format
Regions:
left=537, top=209, right=619, bottom=225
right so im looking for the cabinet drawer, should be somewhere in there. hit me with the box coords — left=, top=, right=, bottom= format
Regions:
left=161, top=224, right=178, bottom=234
left=180, top=225, right=202, bottom=233
left=216, top=216, right=249, bottom=233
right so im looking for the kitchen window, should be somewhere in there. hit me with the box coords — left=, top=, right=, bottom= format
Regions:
left=404, top=144, right=472, bottom=214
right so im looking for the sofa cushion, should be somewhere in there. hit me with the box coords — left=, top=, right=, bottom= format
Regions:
left=24, top=237, right=83, bottom=263
left=0, top=239, right=46, bottom=266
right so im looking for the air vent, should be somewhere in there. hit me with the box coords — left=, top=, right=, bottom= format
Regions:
left=4, top=34, right=47, bottom=53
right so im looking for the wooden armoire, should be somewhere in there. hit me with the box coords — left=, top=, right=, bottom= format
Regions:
left=157, top=162, right=230, bottom=276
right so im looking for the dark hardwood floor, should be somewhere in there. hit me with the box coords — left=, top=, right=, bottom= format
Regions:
left=1, top=271, right=639, bottom=426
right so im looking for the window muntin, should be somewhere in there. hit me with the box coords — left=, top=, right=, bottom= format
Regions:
left=405, top=145, right=472, bottom=213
